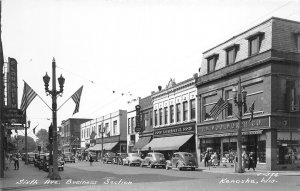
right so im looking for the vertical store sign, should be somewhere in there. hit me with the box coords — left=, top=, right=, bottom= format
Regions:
left=7, top=58, right=18, bottom=108
left=135, top=105, right=142, bottom=132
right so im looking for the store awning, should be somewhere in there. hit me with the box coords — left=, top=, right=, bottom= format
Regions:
left=141, top=134, right=193, bottom=151
left=88, top=142, right=119, bottom=151
left=133, top=136, right=152, bottom=150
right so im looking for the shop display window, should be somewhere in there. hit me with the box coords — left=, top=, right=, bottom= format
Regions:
left=258, top=140, right=266, bottom=163
left=277, top=140, right=300, bottom=165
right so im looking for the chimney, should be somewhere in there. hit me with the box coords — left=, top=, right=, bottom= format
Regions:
left=158, top=85, right=162, bottom=91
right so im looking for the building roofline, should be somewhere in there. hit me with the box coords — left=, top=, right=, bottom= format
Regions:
left=203, top=17, right=300, bottom=54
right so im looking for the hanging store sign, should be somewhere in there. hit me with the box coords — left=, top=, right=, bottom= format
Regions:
left=135, top=105, right=142, bottom=132
left=2, top=108, right=25, bottom=124
left=6, top=124, right=25, bottom=130
left=197, top=116, right=269, bottom=135
left=7, top=58, right=18, bottom=109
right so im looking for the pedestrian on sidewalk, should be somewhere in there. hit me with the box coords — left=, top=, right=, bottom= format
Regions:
left=248, top=152, right=256, bottom=171
left=89, top=155, right=94, bottom=166
left=211, top=152, right=218, bottom=168
left=13, top=153, right=20, bottom=170
left=204, top=151, right=210, bottom=167
left=242, top=150, right=248, bottom=172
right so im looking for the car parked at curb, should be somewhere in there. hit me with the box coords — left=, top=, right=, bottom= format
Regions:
left=34, top=153, right=45, bottom=167
left=103, top=152, right=116, bottom=164
left=123, top=153, right=142, bottom=166
left=165, top=152, right=197, bottom=171
left=43, top=154, right=64, bottom=172
left=63, top=152, right=75, bottom=163
left=114, top=153, right=127, bottom=165
left=141, top=152, right=166, bottom=168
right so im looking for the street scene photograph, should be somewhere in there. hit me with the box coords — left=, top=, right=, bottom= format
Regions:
left=0, top=0, right=300, bottom=191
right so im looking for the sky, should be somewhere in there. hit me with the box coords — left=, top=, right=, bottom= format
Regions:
left=2, top=0, right=300, bottom=140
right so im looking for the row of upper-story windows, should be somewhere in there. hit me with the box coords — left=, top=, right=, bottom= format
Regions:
left=154, top=99, right=196, bottom=127
left=81, top=120, right=118, bottom=139
left=206, top=32, right=265, bottom=74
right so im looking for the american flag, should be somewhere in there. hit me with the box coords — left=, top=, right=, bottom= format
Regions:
left=71, top=86, right=83, bottom=115
left=209, top=97, right=228, bottom=119
left=20, top=81, right=38, bottom=112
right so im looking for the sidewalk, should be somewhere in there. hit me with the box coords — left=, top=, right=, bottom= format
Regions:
left=198, top=165, right=300, bottom=176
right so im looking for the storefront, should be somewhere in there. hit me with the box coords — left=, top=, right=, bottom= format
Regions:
left=198, top=116, right=270, bottom=168
left=142, top=122, right=196, bottom=160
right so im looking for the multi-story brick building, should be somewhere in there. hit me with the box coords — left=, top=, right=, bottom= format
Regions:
left=60, top=118, right=91, bottom=154
left=196, top=17, right=300, bottom=170
left=81, top=110, right=127, bottom=157
left=142, top=78, right=198, bottom=160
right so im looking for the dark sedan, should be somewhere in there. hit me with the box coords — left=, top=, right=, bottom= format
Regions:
left=165, top=152, right=197, bottom=171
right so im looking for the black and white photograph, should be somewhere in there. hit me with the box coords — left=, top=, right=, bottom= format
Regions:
left=0, top=0, right=300, bottom=190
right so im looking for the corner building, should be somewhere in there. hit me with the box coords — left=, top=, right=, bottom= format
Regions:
left=196, top=17, right=300, bottom=170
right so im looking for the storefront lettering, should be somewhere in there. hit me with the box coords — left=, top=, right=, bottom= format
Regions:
left=154, top=126, right=195, bottom=136
left=198, top=117, right=269, bottom=133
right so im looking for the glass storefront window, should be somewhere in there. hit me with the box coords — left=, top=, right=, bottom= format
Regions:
left=277, top=140, right=300, bottom=165
left=258, top=140, right=266, bottom=163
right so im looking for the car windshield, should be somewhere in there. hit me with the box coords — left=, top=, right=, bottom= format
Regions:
left=184, top=153, right=193, bottom=157
left=154, top=153, right=164, bottom=158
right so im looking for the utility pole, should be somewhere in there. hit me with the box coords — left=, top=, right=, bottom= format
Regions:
left=25, top=120, right=30, bottom=165
left=232, top=78, right=247, bottom=173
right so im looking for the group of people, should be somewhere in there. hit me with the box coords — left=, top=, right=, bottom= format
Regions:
left=204, top=151, right=220, bottom=168
left=242, top=151, right=256, bottom=171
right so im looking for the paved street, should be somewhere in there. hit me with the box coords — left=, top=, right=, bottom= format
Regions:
left=1, top=159, right=300, bottom=191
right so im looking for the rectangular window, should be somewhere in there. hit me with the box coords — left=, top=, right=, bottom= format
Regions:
left=170, top=105, right=174, bottom=123
left=164, top=107, right=168, bottom=124
left=226, top=45, right=239, bottom=65
left=183, top=101, right=188, bottom=121
left=113, top=120, right=117, bottom=135
left=176, top=103, right=181, bottom=122
left=159, top=108, right=163, bottom=125
left=154, top=110, right=157, bottom=126
left=203, top=94, right=219, bottom=121
left=190, top=99, right=195, bottom=120
left=149, top=111, right=153, bottom=126
left=207, top=57, right=217, bottom=73
left=250, top=37, right=259, bottom=56
left=225, top=90, right=233, bottom=117
left=246, top=32, right=264, bottom=57
left=131, top=117, right=135, bottom=133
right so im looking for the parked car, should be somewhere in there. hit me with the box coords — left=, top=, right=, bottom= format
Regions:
left=43, top=154, right=64, bottom=172
left=123, top=153, right=142, bottom=166
left=114, top=153, right=127, bottom=165
left=165, top=152, right=197, bottom=171
left=63, top=152, right=75, bottom=163
left=141, top=152, right=166, bottom=168
left=103, top=152, right=116, bottom=164
left=34, top=153, right=46, bottom=167
left=26, top=152, right=36, bottom=164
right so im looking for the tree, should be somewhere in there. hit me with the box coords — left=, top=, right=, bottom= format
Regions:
left=36, top=129, right=49, bottom=152
left=10, top=135, right=36, bottom=152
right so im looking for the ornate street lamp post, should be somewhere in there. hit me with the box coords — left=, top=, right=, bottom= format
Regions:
left=43, top=58, right=65, bottom=180
left=232, top=77, right=247, bottom=173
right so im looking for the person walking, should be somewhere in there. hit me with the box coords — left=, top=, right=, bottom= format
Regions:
left=89, top=155, right=94, bottom=166
left=242, top=150, right=248, bottom=172
left=211, top=152, right=218, bottom=168
left=204, top=151, right=210, bottom=167
left=14, top=153, right=20, bottom=170
left=248, top=152, right=256, bottom=171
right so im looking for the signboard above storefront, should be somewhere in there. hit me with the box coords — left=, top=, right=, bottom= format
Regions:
left=197, top=116, right=269, bottom=135
left=135, top=105, right=142, bottom=132
left=154, top=122, right=196, bottom=138
left=2, top=108, right=25, bottom=124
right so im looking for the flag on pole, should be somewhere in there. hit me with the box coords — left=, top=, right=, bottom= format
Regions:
left=71, top=86, right=83, bottom=115
left=20, top=81, right=38, bottom=112
left=249, top=101, right=255, bottom=122
left=90, top=131, right=97, bottom=140
left=209, top=97, right=228, bottom=119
